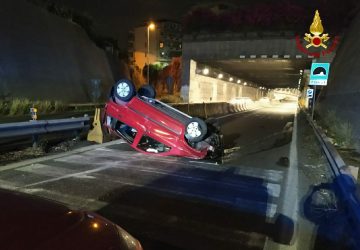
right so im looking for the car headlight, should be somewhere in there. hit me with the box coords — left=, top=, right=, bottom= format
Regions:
left=116, top=226, right=143, bottom=250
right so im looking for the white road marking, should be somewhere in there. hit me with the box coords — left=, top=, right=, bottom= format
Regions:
left=0, top=180, right=20, bottom=190
left=17, top=163, right=77, bottom=177
left=0, top=139, right=127, bottom=172
left=266, top=183, right=281, bottom=198
left=22, top=188, right=108, bottom=210
left=74, top=174, right=96, bottom=179
left=54, top=148, right=181, bottom=165
left=107, top=176, right=278, bottom=216
left=280, top=112, right=299, bottom=220
left=234, top=167, right=284, bottom=183
left=264, top=111, right=299, bottom=249
left=235, top=197, right=277, bottom=218
left=22, top=164, right=119, bottom=188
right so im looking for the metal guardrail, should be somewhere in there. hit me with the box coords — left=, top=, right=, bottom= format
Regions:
left=68, top=103, right=104, bottom=108
left=307, top=114, right=360, bottom=248
left=0, top=117, right=90, bottom=139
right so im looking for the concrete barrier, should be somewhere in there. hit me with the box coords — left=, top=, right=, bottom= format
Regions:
left=171, top=101, right=258, bottom=118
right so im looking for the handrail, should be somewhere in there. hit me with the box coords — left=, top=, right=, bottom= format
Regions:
left=0, top=117, right=90, bottom=139
left=306, top=113, right=360, bottom=248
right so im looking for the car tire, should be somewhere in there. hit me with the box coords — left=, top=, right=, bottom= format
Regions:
left=114, top=79, right=136, bottom=102
left=185, top=117, right=207, bottom=143
left=138, top=85, right=156, bottom=98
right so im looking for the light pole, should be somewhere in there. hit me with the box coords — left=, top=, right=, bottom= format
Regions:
left=147, top=22, right=155, bottom=84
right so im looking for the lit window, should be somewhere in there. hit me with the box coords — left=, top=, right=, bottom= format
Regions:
left=159, top=42, right=164, bottom=48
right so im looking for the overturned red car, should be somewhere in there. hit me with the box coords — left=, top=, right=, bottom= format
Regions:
left=103, top=79, right=221, bottom=159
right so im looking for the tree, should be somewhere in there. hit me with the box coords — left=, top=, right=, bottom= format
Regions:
left=142, top=64, right=161, bottom=85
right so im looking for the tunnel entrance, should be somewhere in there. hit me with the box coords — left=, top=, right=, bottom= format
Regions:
left=181, top=58, right=312, bottom=103
left=198, top=58, right=312, bottom=90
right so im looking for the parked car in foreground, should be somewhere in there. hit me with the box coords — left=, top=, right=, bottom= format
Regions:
left=0, top=188, right=142, bottom=250
left=103, top=79, right=222, bottom=160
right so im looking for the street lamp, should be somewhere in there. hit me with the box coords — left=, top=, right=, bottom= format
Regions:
left=147, top=22, right=155, bottom=84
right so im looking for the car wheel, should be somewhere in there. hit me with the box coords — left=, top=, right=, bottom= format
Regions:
left=114, top=79, right=136, bottom=102
left=185, top=117, right=207, bottom=143
left=138, top=85, right=156, bottom=98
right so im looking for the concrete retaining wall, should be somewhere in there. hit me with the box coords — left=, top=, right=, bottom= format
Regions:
left=182, top=32, right=301, bottom=60
left=316, top=10, right=360, bottom=150
left=0, top=0, right=114, bottom=103
left=181, top=60, right=263, bottom=103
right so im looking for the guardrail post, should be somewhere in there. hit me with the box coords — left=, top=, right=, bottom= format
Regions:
left=32, top=135, right=39, bottom=149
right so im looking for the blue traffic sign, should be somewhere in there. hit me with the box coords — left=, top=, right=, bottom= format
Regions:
left=309, top=63, right=330, bottom=86
left=307, top=89, right=314, bottom=98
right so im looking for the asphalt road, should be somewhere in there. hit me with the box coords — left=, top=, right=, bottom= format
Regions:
left=0, top=101, right=298, bottom=250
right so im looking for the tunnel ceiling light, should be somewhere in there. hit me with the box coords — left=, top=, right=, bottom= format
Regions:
left=218, top=73, right=223, bottom=79
left=229, top=77, right=233, bottom=81
left=237, top=80, right=241, bottom=84
left=244, top=82, right=247, bottom=86
left=202, top=68, right=209, bottom=75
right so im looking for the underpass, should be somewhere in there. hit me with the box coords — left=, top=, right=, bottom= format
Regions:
left=0, top=101, right=298, bottom=250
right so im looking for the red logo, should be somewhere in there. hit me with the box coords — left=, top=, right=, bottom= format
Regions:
left=295, top=10, right=340, bottom=58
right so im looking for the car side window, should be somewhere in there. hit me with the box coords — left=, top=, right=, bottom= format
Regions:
left=137, top=135, right=171, bottom=153
left=115, top=122, right=137, bottom=144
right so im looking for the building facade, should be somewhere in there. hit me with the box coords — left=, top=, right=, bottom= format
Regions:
left=128, top=20, right=182, bottom=71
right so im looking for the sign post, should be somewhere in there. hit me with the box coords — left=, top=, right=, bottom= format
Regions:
left=309, top=63, right=330, bottom=120
left=311, top=86, right=317, bottom=119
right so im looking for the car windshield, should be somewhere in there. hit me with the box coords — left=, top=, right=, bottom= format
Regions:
left=137, top=135, right=171, bottom=154
left=115, top=122, right=137, bottom=144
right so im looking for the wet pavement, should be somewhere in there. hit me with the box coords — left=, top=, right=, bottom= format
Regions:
left=0, top=102, right=301, bottom=250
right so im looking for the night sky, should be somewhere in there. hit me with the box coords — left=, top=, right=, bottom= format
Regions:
left=54, top=0, right=358, bottom=49
left=54, top=0, right=264, bottom=48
